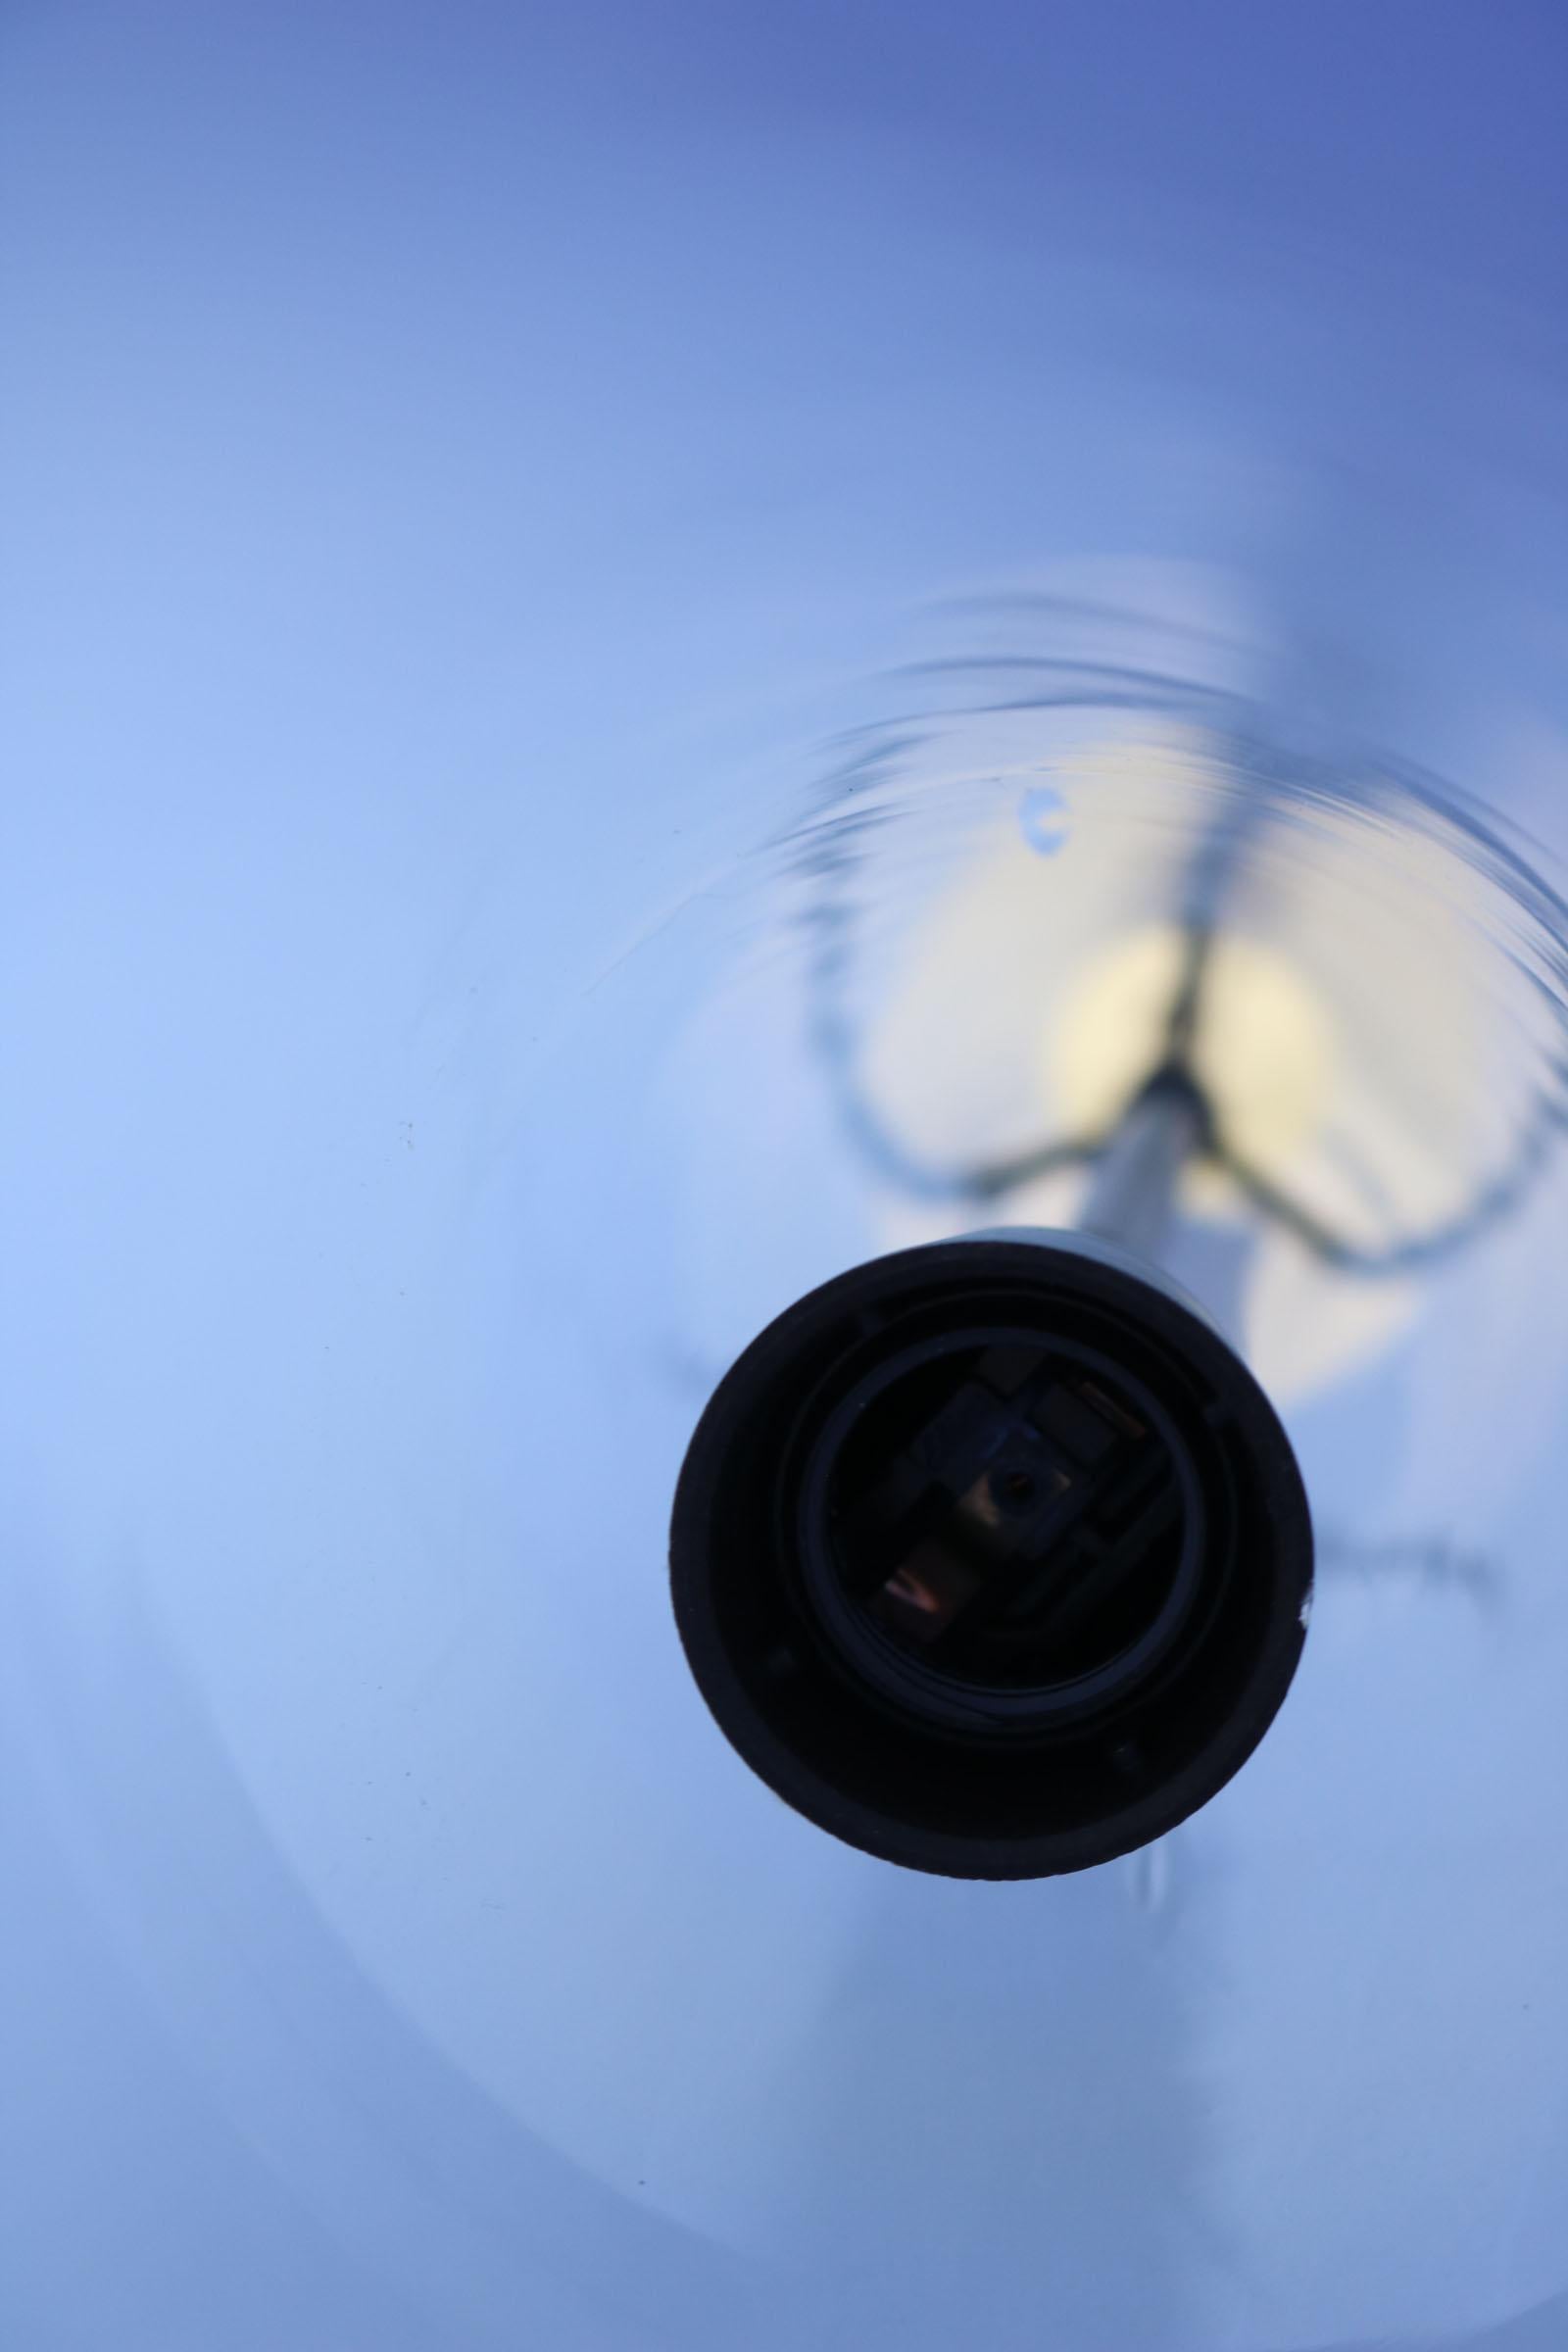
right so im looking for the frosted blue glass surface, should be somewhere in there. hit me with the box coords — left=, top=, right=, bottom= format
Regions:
left=5, top=8, right=1568, bottom=2347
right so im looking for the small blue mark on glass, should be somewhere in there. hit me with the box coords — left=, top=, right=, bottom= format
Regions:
left=1019, top=783, right=1068, bottom=855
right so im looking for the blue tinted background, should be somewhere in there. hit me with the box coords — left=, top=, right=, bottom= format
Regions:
left=5, top=6, right=1568, bottom=2349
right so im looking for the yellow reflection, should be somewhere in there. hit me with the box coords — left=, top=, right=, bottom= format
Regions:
left=1049, top=922, right=1338, bottom=1186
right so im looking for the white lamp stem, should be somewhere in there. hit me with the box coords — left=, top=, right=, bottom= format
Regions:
left=1079, top=1072, right=1208, bottom=1265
